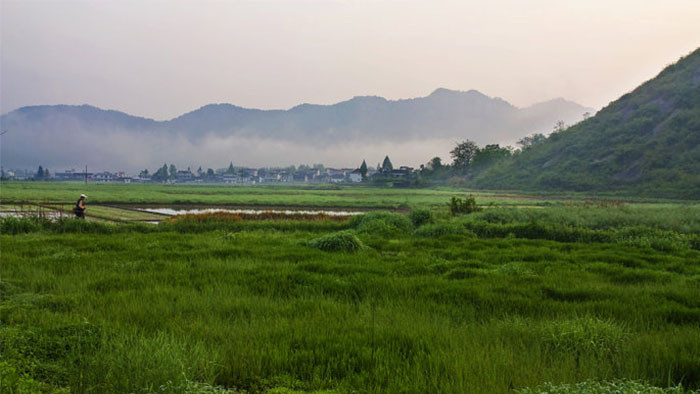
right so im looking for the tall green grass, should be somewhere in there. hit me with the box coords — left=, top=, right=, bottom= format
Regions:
left=2, top=225, right=698, bottom=392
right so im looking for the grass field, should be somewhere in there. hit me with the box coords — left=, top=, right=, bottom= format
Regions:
left=1, top=183, right=699, bottom=393
left=0, top=181, right=676, bottom=210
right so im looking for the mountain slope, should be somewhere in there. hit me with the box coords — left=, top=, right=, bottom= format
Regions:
left=473, top=48, right=700, bottom=198
left=0, top=89, right=591, bottom=170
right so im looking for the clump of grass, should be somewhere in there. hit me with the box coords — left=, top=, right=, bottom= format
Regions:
left=542, top=316, right=627, bottom=359
left=0, top=215, right=130, bottom=235
left=516, top=379, right=688, bottom=393
left=307, top=231, right=366, bottom=253
left=408, top=208, right=433, bottom=227
left=349, top=211, right=413, bottom=236
left=612, top=226, right=692, bottom=252
left=0, top=216, right=49, bottom=234
left=413, top=222, right=475, bottom=238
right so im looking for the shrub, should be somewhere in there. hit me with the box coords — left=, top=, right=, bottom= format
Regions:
left=350, top=211, right=413, bottom=236
left=409, top=208, right=434, bottom=227
left=449, top=196, right=480, bottom=216
left=307, top=231, right=366, bottom=253
left=414, top=222, right=475, bottom=238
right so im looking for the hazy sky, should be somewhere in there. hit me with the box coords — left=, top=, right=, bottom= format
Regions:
left=2, top=0, right=699, bottom=120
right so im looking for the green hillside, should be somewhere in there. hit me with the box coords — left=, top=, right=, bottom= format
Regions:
left=474, top=48, right=700, bottom=199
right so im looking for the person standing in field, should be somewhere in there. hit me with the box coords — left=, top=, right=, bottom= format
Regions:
left=74, top=194, right=87, bottom=219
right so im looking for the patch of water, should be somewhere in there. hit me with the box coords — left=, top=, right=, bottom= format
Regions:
left=0, top=211, right=64, bottom=219
left=137, top=207, right=363, bottom=216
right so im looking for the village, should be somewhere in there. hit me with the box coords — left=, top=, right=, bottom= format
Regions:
left=1, top=158, right=417, bottom=185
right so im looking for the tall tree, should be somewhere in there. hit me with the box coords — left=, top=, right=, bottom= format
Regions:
left=152, top=164, right=168, bottom=181
left=227, top=162, right=235, bottom=174
left=206, top=168, right=215, bottom=177
left=359, top=160, right=368, bottom=178
left=450, top=140, right=478, bottom=169
left=516, top=133, right=546, bottom=150
left=471, top=144, right=511, bottom=169
left=169, top=164, right=177, bottom=180
left=553, top=120, right=567, bottom=133
left=428, top=157, right=443, bottom=170
left=381, top=156, right=393, bottom=173
left=35, top=166, right=44, bottom=179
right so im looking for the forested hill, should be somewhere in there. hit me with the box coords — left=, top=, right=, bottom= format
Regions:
left=473, top=48, right=700, bottom=199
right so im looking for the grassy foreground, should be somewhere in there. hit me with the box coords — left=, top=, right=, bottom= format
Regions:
left=2, top=202, right=699, bottom=393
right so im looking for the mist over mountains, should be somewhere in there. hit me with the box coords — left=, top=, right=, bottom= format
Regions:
left=0, top=88, right=591, bottom=172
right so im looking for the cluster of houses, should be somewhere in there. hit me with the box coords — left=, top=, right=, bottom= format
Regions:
left=21, top=165, right=416, bottom=185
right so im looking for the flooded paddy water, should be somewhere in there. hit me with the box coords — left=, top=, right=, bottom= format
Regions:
left=137, top=207, right=364, bottom=217
left=0, top=203, right=365, bottom=224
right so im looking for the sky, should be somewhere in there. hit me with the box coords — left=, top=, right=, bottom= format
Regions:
left=2, top=0, right=699, bottom=120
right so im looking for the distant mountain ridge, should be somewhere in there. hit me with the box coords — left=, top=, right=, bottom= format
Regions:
left=0, top=88, right=592, bottom=170
left=472, top=48, right=700, bottom=198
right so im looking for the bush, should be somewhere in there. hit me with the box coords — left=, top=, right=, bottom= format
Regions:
left=350, top=211, right=413, bottom=236
left=307, top=231, right=366, bottom=253
left=414, top=222, right=475, bottom=238
left=409, top=208, right=434, bottom=227
left=450, top=196, right=480, bottom=216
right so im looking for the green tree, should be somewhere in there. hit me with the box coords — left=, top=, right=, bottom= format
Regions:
left=152, top=164, right=168, bottom=181
left=35, top=166, right=44, bottom=179
left=450, top=140, right=478, bottom=170
left=428, top=157, right=443, bottom=170
left=359, top=160, right=368, bottom=179
left=553, top=120, right=567, bottom=133
left=169, top=164, right=177, bottom=180
left=471, top=144, right=511, bottom=169
left=227, top=162, right=235, bottom=174
left=381, top=156, right=393, bottom=173
left=206, top=168, right=215, bottom=177
left=516, top=133, right=546, bottom=150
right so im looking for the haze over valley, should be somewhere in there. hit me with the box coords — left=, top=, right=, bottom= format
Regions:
left=1, top=89, right=591, bottom=172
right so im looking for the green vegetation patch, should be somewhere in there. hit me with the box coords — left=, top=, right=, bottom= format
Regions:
left=516, top=379, right=691, bottom=394
left=307, top=231, right=366, bottom=253
left=350, top=211, right=413, bottom=236
left=413, top=222, right=475, bottom=238
left=1, top=198, right=699, bottom=392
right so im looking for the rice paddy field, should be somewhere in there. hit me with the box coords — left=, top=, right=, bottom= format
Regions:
left=0, top=181, right=663, bottom=211
left=1, top=181, right=699, bottom=393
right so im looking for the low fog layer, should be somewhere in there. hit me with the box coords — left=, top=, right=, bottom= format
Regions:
left=0, top=89, right=591, bottom=173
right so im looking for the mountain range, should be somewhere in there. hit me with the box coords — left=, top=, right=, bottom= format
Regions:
left=0, top=89, right=591, bottom=172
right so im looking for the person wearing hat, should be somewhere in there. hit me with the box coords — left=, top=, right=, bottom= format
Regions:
left=74, top=194, right=87, bottom=219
